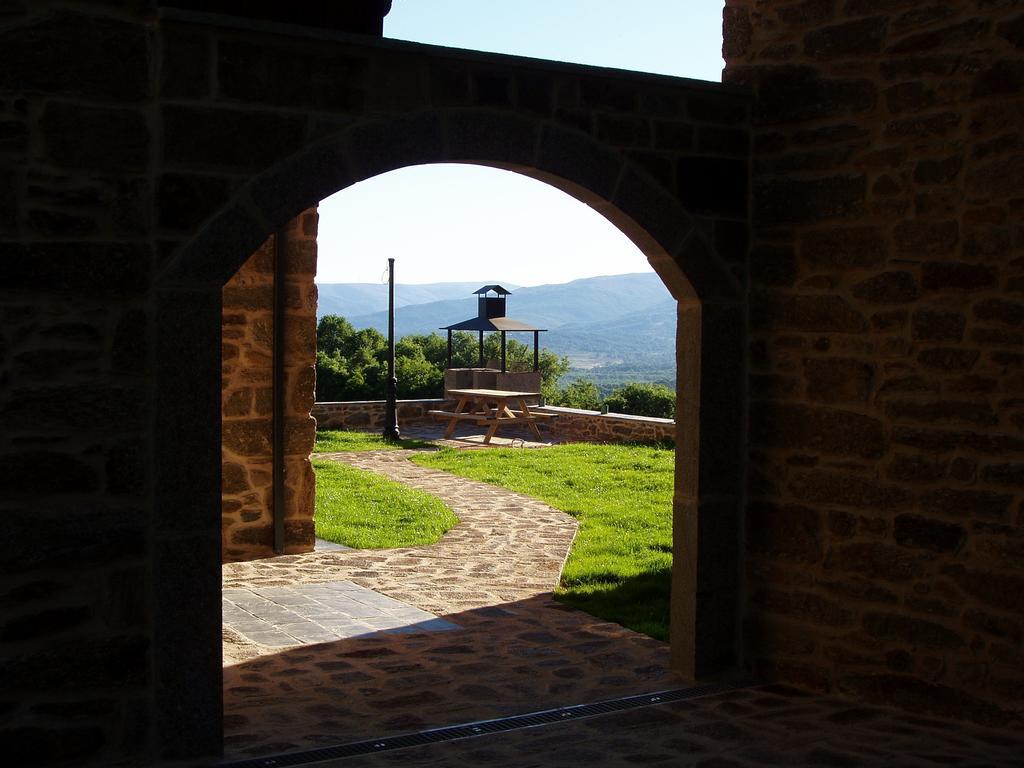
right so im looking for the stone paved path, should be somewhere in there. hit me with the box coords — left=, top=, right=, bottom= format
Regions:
left=300, top=684, right=1024, bottom=768
left=223, top=447, right=679, bottom=759
left=223, top=581, right=459, bottom=647
left=221, top=445, right=1024, bottom=765
left=223, top=448, right=580, bottom=624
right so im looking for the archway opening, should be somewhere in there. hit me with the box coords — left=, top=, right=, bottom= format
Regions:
left=217, top=162, right=698, bottom=758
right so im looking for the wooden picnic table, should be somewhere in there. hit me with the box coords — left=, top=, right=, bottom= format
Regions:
left=429, top=387, right=554, bottom=444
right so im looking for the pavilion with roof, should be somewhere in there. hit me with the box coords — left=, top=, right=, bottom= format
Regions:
left=441, top=285, right=546, bottom=373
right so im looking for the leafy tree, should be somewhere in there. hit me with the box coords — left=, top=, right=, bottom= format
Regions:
left=314, top=316, right=569, bottom=401
left=604, top=382, right=676, bottom=419
left=545, top=379, right=603, bottom=411
left=480, top=334, right=569, bottom=389
left=395, top=336, right=443, bottom=398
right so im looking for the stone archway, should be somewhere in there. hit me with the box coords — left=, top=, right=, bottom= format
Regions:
left=154, top=108, right=746, bottom=756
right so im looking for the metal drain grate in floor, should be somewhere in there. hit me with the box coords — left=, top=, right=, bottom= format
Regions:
left=220, top=681, right=750, bottom=768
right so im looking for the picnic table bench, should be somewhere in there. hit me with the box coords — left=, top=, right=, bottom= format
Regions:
left=429, top=387, right=555, bottom=444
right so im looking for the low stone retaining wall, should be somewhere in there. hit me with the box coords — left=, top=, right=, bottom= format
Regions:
left=312, top=400, right=675, bottom=444
left=534, top=406, right=675, bottom=444
left=312, top=399, right=449, bottom=430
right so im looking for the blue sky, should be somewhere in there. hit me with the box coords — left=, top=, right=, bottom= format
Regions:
left=316, top=1, right=724, bottom=286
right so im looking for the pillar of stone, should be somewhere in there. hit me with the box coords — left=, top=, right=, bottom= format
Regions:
left=221, top=209, right=318, bottom=562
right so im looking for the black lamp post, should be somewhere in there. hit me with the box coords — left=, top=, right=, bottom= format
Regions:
left=383, top=258, right=400, bottom=441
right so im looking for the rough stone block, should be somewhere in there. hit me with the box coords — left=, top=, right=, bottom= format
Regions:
left=746, top=501, right=821, bottom=564
left=755, top=175, right=865, bottom=224
left=889, top=18, right=992, bottom=54
left=921, top=261, right=997, bottom=291
left=752, top=588, right=854, bottom=628
left=1, top=452, right=98, bottom=495
left=972, top=60, right=1024, bottom=99
left=218, top=39, right=367, bottom=109
left=0, top=726, right=105, bottom=766
left=161, top=28, right=210, bottom=99
left=1, top=385, right=144, bottom=433
left=942, top=565, right=1024, bottom=614
left=997, top=14, right=1024, bottom=49
left=851, top=271, right=919, bottom=304
left=0, top=11, right=149, bottom=101
left=162, top=106, right=307, bottom=171
left=697, top=125, right=748, bottom=155
left=112, top=308, right=148, bottom=373
left=917, top=347, right=980, bottom=371
left=677, top=156, right=748, bottom=216
left=893, top=514, right=966, bottom=553
left=1, top=243, right=151, bottom=297
left=750, top=245, right=796, bottom=287
left=914, top=155, right=963, bottom=184
left=881, top=54, right=961, bottom=80
left=750, top=402, right=886, bottom=458
left=723, top=5, right=752, bottom=58
left=688, top=96, right=748, bottom=124
left=884, top=111, right=961, bottom=139
left=980, top=463, right=1024, bottom=487
left=444, top=110, right=537, bottom=166
left=752, top=293, right=866, bottom=332
left=4, top=505, right=145, bottom=574
left=106, top=441, right=145, bottom=496
left=911, top=309, right=965, bottom=341
left=827, top=542, right=924, bottom=583
left=884, top=81, right=938, bottom=114
left=157, top=174, right=232, bottom=232
left=885, top=399, right=997, bottom=427
left=862, top=611, right=964, bottom=648
left=893, top=426, right=1024, bottom=455
left=920, top=488, right=1012, bottom=521
left=805, top=17, right=888, bottom=58
left=966, top=155, right=1024, bottom=200
left=893, top=220, right=959, bottom=256
left=41, top=102, right=149, bottom=172
left=839, top=673, right=1013, bottom=727
left=975, top=299, right=1024, bottom=327
left=788, top=470, right=912, bottom=510
left=886, top=453, right=947, bottom=484
left=803, top=358, right=873, bottom=403
left=580, top=77, right=637, bottom=112
left=752, top=67, right=876, bottom=125
left=621, top=185, right=701, bottom=289
left=800, top=226, right=886, bottom=269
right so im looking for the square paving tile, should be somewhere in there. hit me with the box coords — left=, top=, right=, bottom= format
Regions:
left=223, top=580, right=459, bottom=647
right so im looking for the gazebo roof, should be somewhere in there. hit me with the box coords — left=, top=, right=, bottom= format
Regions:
left=472, top=285, right=512, bottom=296
left=441, top=316, right=545, bottom=332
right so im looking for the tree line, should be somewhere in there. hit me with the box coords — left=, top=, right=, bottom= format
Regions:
left=316, top=315, right=675, bottom=419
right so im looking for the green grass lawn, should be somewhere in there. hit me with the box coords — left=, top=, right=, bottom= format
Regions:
left=314, top=429, right=435, bottom=453
left=313, top=458, right=458, bottom=549
left=412, top=442, right=674, bottom=640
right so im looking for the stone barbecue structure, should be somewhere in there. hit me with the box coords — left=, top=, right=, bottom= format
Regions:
left=0, top=1, right=1021, bottom=766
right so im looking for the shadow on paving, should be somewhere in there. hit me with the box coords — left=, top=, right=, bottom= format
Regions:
left=222, top=592, right=676, bottom=760
left=297, top=683, right=1024, bottom=768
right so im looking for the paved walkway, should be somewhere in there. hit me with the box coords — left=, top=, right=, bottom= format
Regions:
left=222, top=581, right=459, bottom=647
left=284, top=683, right=1024, bottom=768
left=221, top=443, right=1024, bottom=766
left=222, top=447, right=677, bottom=759
left=223, top=448, right=580, bottom=624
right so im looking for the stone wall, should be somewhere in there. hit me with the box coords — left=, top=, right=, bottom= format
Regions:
left=221, top=210, right=318, bottom=561
left=312, top=400, right=676, bottom=444
left=536, top=406, right=676, bottom=443
left=725, top=0, right=1023, bottom=724
left=313, top=399, right=449, bottom=431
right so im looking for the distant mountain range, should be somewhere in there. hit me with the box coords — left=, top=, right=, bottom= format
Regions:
left=316, top=273, right=675, bottom=368
left=316, top=281, right=516, bottom=319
